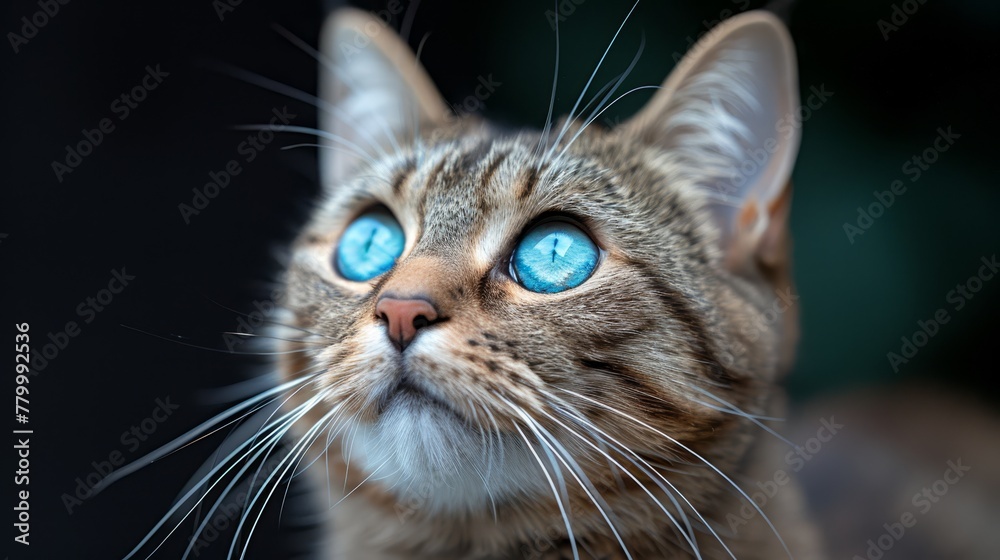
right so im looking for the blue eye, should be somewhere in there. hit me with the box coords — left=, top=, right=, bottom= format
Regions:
left=336, top=210, right=405, bottom=281
left=511, top=220, right=599, bottom=293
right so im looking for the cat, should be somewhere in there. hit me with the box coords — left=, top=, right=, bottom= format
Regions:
left=269, top=6, right=825, bottom=559
left=116, top=5, right=826, bottom=560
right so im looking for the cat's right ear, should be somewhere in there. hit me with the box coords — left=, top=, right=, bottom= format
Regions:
left=617, top=11, right=800, bottom=276
left=319, top=9, right=449, bottom=185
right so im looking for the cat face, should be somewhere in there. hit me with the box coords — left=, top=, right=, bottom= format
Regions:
left=279, top=4, right=800, bottom=535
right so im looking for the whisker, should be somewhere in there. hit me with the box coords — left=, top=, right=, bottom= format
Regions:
left=512, top=404, right=634, bottom=560
left=180, top=420, right=308, bottom=560
left=124, top=392, right=324, bottom=559
left=544, top=397, right=744, bottom=560
left=232, top=396, right=346, bottom=560
left=509, top=415, right=579, bottom=560
left=219, top=332, right=326, bottom=347
left=462, top=400, right=500, bottom=521
left=685, top=385, right=795, bottom=447
left=342, top=413, right=362, bottom=494
left=230, top=124, right=376, bottom=165
left=194, top=294, right=335, bottom=343
left=213, top=63, right=390, bottom=162
left=399, top=0, right=422, bottom=41
left=535, top=402, right=704, bottom=559
left=544, top=0, right=642, bottom=162
left=636, top=362, right=795, bottom=448
left=270, top=24, right=403, bottom=158
left=537, top=0, right=562, bottom=158
left=552, top=85, right=661, bottom=163
left=574, top=32, right=646, bottom=140
left=558, top=387, right=794, bottom=560
left=119, top=323, right=318, bottom=357
left=197, top=372, right=283, bottom=406
left=329, top=456, right=391, bottom=510
left=96, top=372, right=322, bottom=494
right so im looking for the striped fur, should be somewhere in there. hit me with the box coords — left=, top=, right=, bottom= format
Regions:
left=276, top=8, right=823, bottom=560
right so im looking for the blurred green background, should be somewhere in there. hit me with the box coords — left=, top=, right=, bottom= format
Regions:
left=354, top=0, right=1000, bottom=403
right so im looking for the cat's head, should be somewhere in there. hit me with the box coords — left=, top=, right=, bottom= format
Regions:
left=279, top=6, right=800, bottom=521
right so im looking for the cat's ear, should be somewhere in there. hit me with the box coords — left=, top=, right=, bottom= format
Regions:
left=618, top=11, right=799, bottom=274
left=319, top=8, right=449, bottom=184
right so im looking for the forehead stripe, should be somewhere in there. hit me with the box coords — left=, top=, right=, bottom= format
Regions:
left=516, top=165, right=540, bottom=201
left=390, top=159, right=416, bottom=196
left=458, top=140, right=494, bottom=173
left=479, top=150, right=510, bottom=190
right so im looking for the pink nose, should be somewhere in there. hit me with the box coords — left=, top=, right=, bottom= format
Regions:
left=375, top=297, right=439, bottom=351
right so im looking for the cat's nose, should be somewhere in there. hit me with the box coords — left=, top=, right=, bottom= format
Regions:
left=375, top=297, right=440, bottom=352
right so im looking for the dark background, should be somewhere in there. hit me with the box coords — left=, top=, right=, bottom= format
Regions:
left=4, top=0, right=998, bottom=558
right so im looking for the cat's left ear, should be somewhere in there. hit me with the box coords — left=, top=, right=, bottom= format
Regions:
left=319, top=9, right=449, bottom=184
left=618, top=11, right=800, bottom=274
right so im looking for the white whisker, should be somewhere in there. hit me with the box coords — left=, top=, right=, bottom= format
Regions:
left=544, top=0, right=642, bottom=163
left=537, top=0, right=562, bottom=158
left=510, top=414, right=579, bottom=560
left=558, top=387, right=794, bottom=560
left=552, top=85, right=662, bottom=163
left=126, top=391, right=325, bottom=559
left=270, top=24, right=404, bottom=159
left=535, top=402, right=704, bottom=559
left=513, top=404, right=634, bottom=560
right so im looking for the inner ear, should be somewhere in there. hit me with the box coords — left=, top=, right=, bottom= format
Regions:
left=318, top=9, right=449, bottom=185
left=617, top=11, right=800, bottom=273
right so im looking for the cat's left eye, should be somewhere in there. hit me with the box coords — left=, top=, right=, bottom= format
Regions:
left=335, top=209, right=405, bottom=282
left=511, top=220, right=600, bottom=294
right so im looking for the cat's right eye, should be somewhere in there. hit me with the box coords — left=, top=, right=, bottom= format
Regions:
left=510, top=219, right=600, bottom=294
left=335, top=209, right=405, bottom=282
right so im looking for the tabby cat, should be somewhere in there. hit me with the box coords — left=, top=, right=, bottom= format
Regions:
left=266, top=6, right=824, bottom=559
left=110, top=5, right=823, bottom=560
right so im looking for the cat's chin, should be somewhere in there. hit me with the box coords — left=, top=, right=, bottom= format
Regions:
left=346, top=390, right=547, bottom=514
left=377, top=377, right=464, bottom=420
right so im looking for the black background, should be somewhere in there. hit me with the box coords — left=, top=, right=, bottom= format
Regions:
left=4, top=0, right=999, bottom=558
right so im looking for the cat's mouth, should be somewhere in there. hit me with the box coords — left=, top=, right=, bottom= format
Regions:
left=377, top=375, right=465, bottom=420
